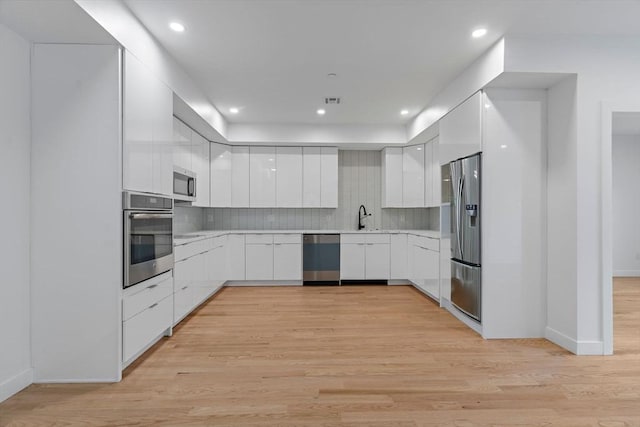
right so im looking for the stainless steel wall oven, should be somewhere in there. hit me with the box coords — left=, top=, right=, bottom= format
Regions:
left=123, top=191, right=174, bottom=288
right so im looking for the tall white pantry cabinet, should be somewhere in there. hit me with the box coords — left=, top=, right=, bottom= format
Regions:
left=31, top=44, right=124, bottom=382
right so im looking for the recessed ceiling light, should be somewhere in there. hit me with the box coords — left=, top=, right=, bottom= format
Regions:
left=229, top=107, right=239, bottom=114
left=328, top=73, right=337, bottom=78
left=400, top=109, right=409, bottom=115
left=317, top=109, right=326, bottom=115
left=169, top=22, right=185, bottom=32
left=472, top=28, right=487, bottom=38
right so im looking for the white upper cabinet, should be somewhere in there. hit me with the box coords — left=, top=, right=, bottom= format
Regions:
left=191, top=131, right=210, bottom=207
left=250, top=146, right=277, bottom=207
left=439, top=91, right=482, bottom=165
left=302, top=147, right=321, bottom=207
left=424, top=136, right=441, bottom=207
left=320, top=147, right=338, bottom=207
left=210, top=142, right=232, bottom=207
left=402, top=144, right=425, bottom=207
left=172, top=117, right=192, bottom=172
left=381, top=147, right=403, bottom=208
left=231, top=146, right=250, bottom=207
left=123, top=51, right=173, bottom=196
left=276, top=147, right=303, bottom=207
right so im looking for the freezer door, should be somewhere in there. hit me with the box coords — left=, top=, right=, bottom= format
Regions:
left=460, top=153, right=481, bottom=265
left=451, top=260, right=481, bottom=322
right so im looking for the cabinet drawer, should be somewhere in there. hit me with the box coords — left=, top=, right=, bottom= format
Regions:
left=415, top=236, right=439, bottom=252
left=123, top=294, right=172, bottom=363
left=366, top=234, right=390, bottom=244
left=245, top=234, right=273, bottom=244
left=175, top=239, right=209, bottom=262
left=123, top=273, right=173, bottom=321
left=341, top=234, right=366, bottom=244
left=273, top=234, right=300, bottom=244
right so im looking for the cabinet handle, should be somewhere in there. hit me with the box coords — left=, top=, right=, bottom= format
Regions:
left=181, top=286, right=188, bottom=290
left=147, top=284, right=158, bottom=290
left=149, top=303, right=159, bottom=309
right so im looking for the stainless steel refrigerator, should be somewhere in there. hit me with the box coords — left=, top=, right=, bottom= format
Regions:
left=448, top=153, right=482, bottom=322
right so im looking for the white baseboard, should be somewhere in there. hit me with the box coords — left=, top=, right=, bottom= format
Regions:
left=0, top=368, right=33, bottom=403
left=613, top=270, right=640, bottom=277
left=545, top=327, right=604, bottom=355
left=225, top=281, right=302, bottom=287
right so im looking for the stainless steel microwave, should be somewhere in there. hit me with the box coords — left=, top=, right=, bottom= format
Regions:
left=173, top=167, right=196, bottom=202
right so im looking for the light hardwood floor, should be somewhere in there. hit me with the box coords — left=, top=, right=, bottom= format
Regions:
left=1, top=280, right=639, bottom=426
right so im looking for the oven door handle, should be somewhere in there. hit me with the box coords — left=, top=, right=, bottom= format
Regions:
left=128, top=213, right=173, bottom=220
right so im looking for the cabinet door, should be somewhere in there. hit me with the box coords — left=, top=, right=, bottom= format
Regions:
left=210, top=142, right=232, bottom=207
left=250, top=146, right=277, bottom=207
left=123, top=51, right=154, bottom=193
left=226, top=234, right=245, bottom=280
left=231, top=146, right=250, bottom=207
left=206, top=242, right=227, bottom=287
left=172, top=117, right=192, bottom=171
left=403, top=144, right=425, bottom=207
left=390, top=234, right=408, bottom=279
left=273, top=243, right=302, bottom=280
left=192, top=132, right=210, bottom=207
left=431, top=137, right=441, bottom=206
left=303, top=147, right=321, bottom=207
left=382, top=147, right=403, bottom=208
left=340, top=243, right=365, bottom=280
left=424, top=141, right=433, bottom=207
left=174, top=258, right=193, bottom=323
left=439, top=91, right=482, bottom=165
left=365, top=243, right=390, bottom=280
left=320, top=147, right=338, bottom=207
left=151, top=79, right=174, bottom=196
left=423, top=248, right=440, bottom=300
left=245, top=243, right=274, bottom=280
left=410, top=242, right=422, bottom=285
left=276, top=147, right=303, bottom=207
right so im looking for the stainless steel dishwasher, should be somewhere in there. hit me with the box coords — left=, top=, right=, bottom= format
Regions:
left=303, top=234, right=340, bottom=285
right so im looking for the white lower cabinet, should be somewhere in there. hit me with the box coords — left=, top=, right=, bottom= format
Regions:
left=227, top=234, right=246, bottom=280
left=122, top=272, right=173, bottom=366
left=408, top=235, right=440, bottom=300
left=273, top=234, right=302, bottom=280
left=340, top=243, right=366, bottom=280
left=390, top=233, right=408, bottom=279
left=245, top=244, right=274, bottom=280
left=340, top=234, right=390, bottom=280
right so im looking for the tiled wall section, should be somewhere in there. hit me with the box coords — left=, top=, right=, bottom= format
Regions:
left=174, top=151, right=440, bottom=234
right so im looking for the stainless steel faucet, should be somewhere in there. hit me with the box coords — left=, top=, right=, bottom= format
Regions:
left=358, top=204, right=371, bottom=230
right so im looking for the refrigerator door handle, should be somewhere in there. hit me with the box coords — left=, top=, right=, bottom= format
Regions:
left=456, top=176, right=464, bottom=259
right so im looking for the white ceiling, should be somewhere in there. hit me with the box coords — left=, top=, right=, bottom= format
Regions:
left=122, top=0, right=640, bottom=127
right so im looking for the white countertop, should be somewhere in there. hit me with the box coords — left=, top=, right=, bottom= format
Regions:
left=174, top=229, right=440, bottom=245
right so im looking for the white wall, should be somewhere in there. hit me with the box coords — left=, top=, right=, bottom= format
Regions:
left=612, top=134, right=640, bottom=276
left=545, top=76, right=579, bottom=350
left=31, top=44, right=122, bottom=382
left=0, top=24, right=32, bottom=403
left=505, top=35, right=640, bottom=353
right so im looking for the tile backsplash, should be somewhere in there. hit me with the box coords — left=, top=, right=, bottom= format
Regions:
left=174, top=150, right=439, bottom=234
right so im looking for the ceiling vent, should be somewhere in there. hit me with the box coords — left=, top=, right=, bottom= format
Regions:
left=324, top=97, right=341, bottom=105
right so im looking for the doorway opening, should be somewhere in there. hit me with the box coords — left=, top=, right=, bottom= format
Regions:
left=602, top=107, right=640, bottom=355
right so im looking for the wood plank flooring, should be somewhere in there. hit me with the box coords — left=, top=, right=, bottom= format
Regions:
left=1, top=280, right=639, bottom=426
